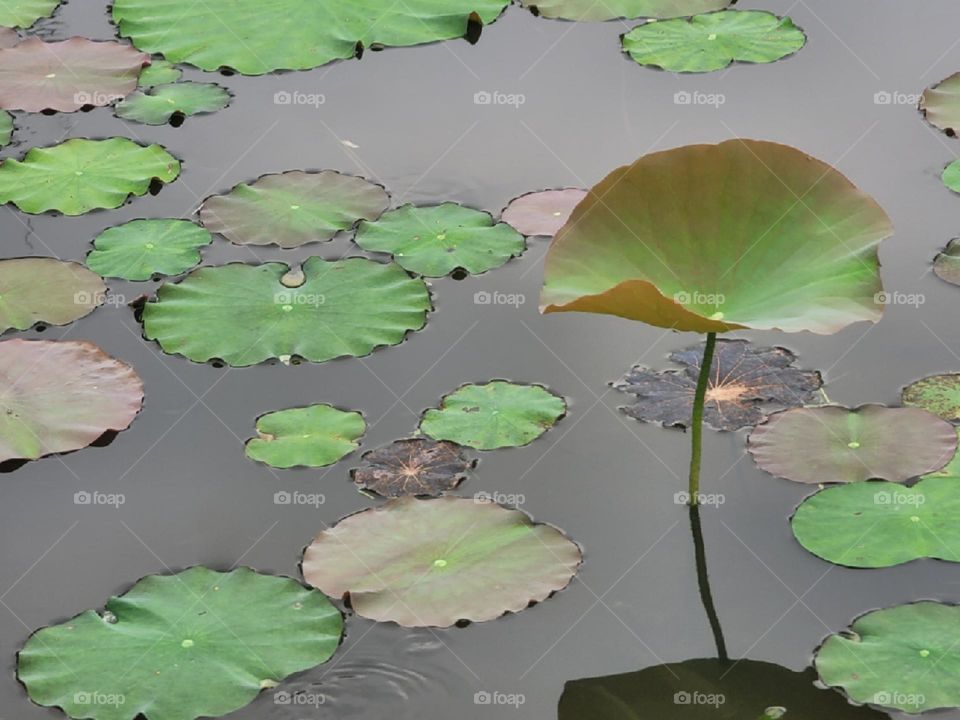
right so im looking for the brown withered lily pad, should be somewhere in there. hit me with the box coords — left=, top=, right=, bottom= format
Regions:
left=614, top=339, right=822, bottom=431
left=352, top=438, right=475, bottom=497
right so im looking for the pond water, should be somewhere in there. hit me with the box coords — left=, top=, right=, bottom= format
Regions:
left=3, top=1, right=960, bottom=718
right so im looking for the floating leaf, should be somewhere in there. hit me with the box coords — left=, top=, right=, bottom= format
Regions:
left=0, top=339, right=143, bottom=462
left=355, top=203, right=525, bottom=277
left=352, top=438, right=474, bottom=497
left=86, top=219, right=211, bottom=281
left=902, top=373, right=960, bottom=422
left=419, top=381, right=566, bottom=450
left=137, top=59, right=181, bottom=87
left=942, top=159, right=960, bottom=194
left=748, top=405, right=958, bottom=484
left=142, top=257, right=430, bottom=367
left=0, top=37, right=147, bottom=112
left=921, top=72, right=960, bottom=136
left=541, top=140, right=892, bottom=334
left=933, top=237, right=960, bottom=286
left=615, top=339, right=822, bottom=432
left=245, top=404, right=365, bottom=469
left=0, top=0, right=60, bottom=28
left=302, top=496, right=581, bottom=627
left=114, top=81, right=230, bottom=125
left=19, top=566, right=343, bottom=720
left=0, top=137, right=180, bottom=215
left=200, top=170, right=389, bottom=249
left=520, top=0, right=730, bottom=22
left=500, top=188, right=587, bottom=238
left=0, top=257, right=105, bottom=332
left=815, top=602, right=960, bottom=713
left=0, top=110, right=13, bottom=147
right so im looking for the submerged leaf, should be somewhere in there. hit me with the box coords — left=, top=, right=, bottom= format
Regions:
left=902, top=373, right=960, bottom=422
left=500, top=188, right=587, bottom=237
left=114, top=81, right=230, bottom=125
left=0, top=257, right=105, bottom=331
left=245, top=404, right=365, bottom=469
left=352, top=438, right=474, bottom=497
left=0, top=0, right=59, bottom=28
left=521, top=0, right=730, bottom=22
left=933, top=237, right=960, bottom=286
left=921, top=72, right=960, bottom=136
left=86, top=219, right=211, bottom=281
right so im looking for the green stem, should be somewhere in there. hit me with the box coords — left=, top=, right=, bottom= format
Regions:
left=690, top=503, right=728, bottom=661
left=688, top=331, right=717, bottom=506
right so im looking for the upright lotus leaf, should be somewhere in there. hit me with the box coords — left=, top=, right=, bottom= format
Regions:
left=354, top=203, right=526, bottom=277
left=137, top=59, right=181, bottom=87
left=419, top=381, right=566, bottom=450
left=902, top=373, right=960, bottom=422
left=200, top=170, right=389, bottom=249
left=622, top=11, right=806, bottom=73
left=245, top=404, right=365, bottom=469
left=86, top=219, right=212, bottom=281
left=114, top=81, right=231, bottom=125
left=815, top=602, right=960, bottom=713
left=748, top=405, right=958, bottom=485
left=0, top=138, right=180, bottom=215
left=302, top=496, right=582, bottom=627
left=142, top=257, right=431, bottom=366
left=0, top=258, right=105, bottom=332
left=0, top=339, right=143, bottom=462
left=520, top=0, right=729, bottom=22
left=18, top=566, right=343, bottom=720
left=0, top=110, right=13, bottom=146
left=540, top=140, right=892, bottom=334
left=0, top=0, right=60, bottom=28
left=0, top=38, right=148, bottom=112
left=500, top=189, right=587, bottom=237
left=921, top=72, right=960, bottom=136
left=112, top=0, right=511, bottom=75
left=615, top=339, right=822, bottom=432
left=933, top=238, right=960, bottom=286
left=352, top=438, right=475, bottom=497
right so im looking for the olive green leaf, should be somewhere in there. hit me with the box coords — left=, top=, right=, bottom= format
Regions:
left=0, top=257, right=105, bottom=331
left=114, top=81, right=230, bottom=125
left=245, top=404, right=365, bottom=469
left=934, top=237, right=960, bottom=286
left=902, top=373, right=960, bottom=422
left=86, top=219, right=212, bottom=281
left=921, top=71, right=960, bottom=136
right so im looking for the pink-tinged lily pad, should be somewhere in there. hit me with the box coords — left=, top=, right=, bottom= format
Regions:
left=0, top=339, right=143, bottom=462
left=0, top=37, right=148, bottom=112
left=0, top=29, right=20, bottom=49
left=302, top=496, right=582, bottom=627
left=501, top=188, right=587, bottom=237
left=0, top=257, right=105, bottom=333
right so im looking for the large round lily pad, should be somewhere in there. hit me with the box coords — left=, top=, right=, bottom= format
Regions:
left=114, top=81, right=230, bottom=125
left=245, top=404, right=365, bottom=469
left=815, top=602, right=960, bottom=713
left=142, top=257, right=431, bottom=367
left=0, top=339, right=143, bottom=462
left=112, top=0, right=511, bottom=75
left=748, top=405, right=958, bottom=485
left=419, top=381, right=566, bottom=450
left=933, top=238, right=960, bottom=286
left=520, top=0, right=729, bottom=22
left=0, top=138, right=180, bottom=215
left=0, top=257, right=105, bottom=332
left=0, top=0, right=60, bottom=27
left=200, top=170, right=389, bottom=249
left=352, top=438, right=475, bottom=497
left=302, top=496, right=582, bottom=627
left=921, top=72, right=960, bottom=136
left=19, top=566, right=343, bottom=720
left=540, top=140, right=892, bottom=334
left=354, top=203, right=525, bottom=277
left=86, top=219, right=212, bottom=281
left=500, top=188, right=587, bottom=238
left=902, top=373, right=960, bottom=422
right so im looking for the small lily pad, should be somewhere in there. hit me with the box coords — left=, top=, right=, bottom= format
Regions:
left=419, top=381, right=566, bottom=450
left=0, top=110, right=13, bottom=147
left=520, top=0, right=730, bottom=22
left=500, top=189, right=587, bottom=237
left=86, top=219, right=212, bottom=281
left=0, top=257, right=105, bottom=332
left=114, top=81, right=230, bottom=125
left=352, top=438, right=474, bottom=497
left=137, top=59, right=181, bottom=87
left=933, top=238, right=960, bottom=286
left=0, top=0, right=60, bottom=27
left=921, top=72, right=960, bottom=136
left=902, top=373, right=960, bottom=423
left=245, top=404, right=365, bottom=469
left=942, top=160, right=960, bottom=194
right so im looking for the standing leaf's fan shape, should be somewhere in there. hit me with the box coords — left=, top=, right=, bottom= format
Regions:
left=18, top=566, right=343, bottom=720
left=137, top=59, right=181, bottom=87
left=500, top=188, right=587, bottom=238
left=86, top=219, right=212, bottom=281
left=540, top=140, right=892, bottom=334
left=902, top=373, right=960, bottom=422
left=920, top=72, right=960, bottom=136
left=200, top=170, right=389, bottom=249
left=112, top=0, right=511, bottom=75
left=354, top=203, right=525, bottom=277
left=0, top=38, right=148, bottom=112
left=0, top=339, right=143, bottom=462
left=0, top=258, right=105, bottom=332
left=419, top=381, right=566, bottom=450
left=747, top=405, right=958, bottom=485
left=0, top=138, right=180, bottom=215
left=352, top=438, right=475, bottom=497
left=615, top=339, right=822, bottom=432
left=815, top=602, right=960, bottom=713
left=942, top=160, right=960, bottom=194
left=520, top=0, right=729, bottom=22
left=933, top=238, right=960, bottom=286
left=114, top=81, right=230, bottom=125
left=302, top=497, right=582, bottom=627
left=142, top=257, right=431, bottom=367
left=245, top=404, right=365, bottom=469
left=0, top=110, right=12, bottom=147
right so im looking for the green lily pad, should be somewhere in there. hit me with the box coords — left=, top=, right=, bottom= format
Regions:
left=921, top=72, right=960, bottom=136
left=0, top=257, right=105, bottom=332
left=200, top=170, right=389, bottom=249
left=112, top=0, right=511, bottom=75
left=748, top=405, right=958, bottom=485
left=352, top=438, right=475, bottom=497
left=942, top=159, right=960, bottom=194
left=933, top=237, right=960, bottom=286
left=622, top=11, right=806, bottom=73
left=114, top=81, right=230, bottom=125
left=500, top=188, right=587, bottom=237
left=521, top=0, right=729, bottom=22
left=902, top=373, right=960, bottom=422
left=355, top=203, right=525, bottom=277
left=0, top=138, right=180, bottom=215
left=86, top=219, right=211, bottom=281
left=541, top=140, right=892, bottom=334
left=245, top=404, right=365, bottom=469
left=815, top=602, right=960, bottom=713
left=0, top=110, right=13, bottom=147
left=137, top=59, right=181, bottom=87
left=18, top=566, right=343, bottom=720
left=142, top=257, right=431, bottom=367
left=302, top=496, right=582, bottom=627
left=0, top=0, right=60, bottom=28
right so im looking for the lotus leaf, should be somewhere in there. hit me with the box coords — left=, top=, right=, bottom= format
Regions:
left=200, top=170, right=389, bottom=249
left=86, top=219, right=211, bottom=281
left=419, top=381, right=566, bottom=450
left=352, top=438, right=474, bottom=497
left=942, top=159, right=960, bottom=193
left=541, top=140, right=892, bottom=334
left=142, top=257, right=431, bottom=367
left=137, top=59, right=180, bottom=87
left=0, top=257, right=105, bottom=331
left=500, top=188, right=587, bottom=237
left=302, top=496, right=582, bottom=627
left=748, top=405, right=958, bottom=485
left=114, top=81, right=230, bottom=125
left=245, top=404, right=365, bottom=469
left=933, top=238, right=960, bottom=286
left=112, top=0, right=511, bottom=75
left=0, top=339, right=143, bottom=462
left=0, top=0, right=59, bottom=28
left=355, top=203, right=525, bottom=277
left=520, top=0, right=730, bottom=22
left=0, top=137, right=180, bottom=215
left=921, top=72, right=960, bottom=136
left=902, top=373, right=960, bottom=422
left=0, top=110, right=12, bottom=146
left=18, top=566, right=343, bottom=720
